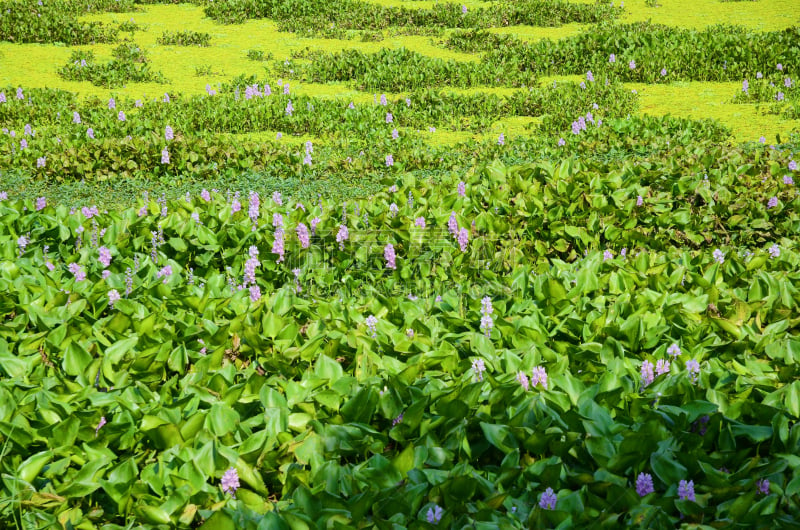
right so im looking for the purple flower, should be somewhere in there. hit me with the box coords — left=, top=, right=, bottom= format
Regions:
left=392, top=413, right=403, bottom=426
left=603, top=249, right=613, bottom=261
left=36, top=197, right=46, bottom=211
left=17, top=235, right=29, bottom=255
left=777, top=63, right=783, bottom=71
left=95, top=416, right=107, bottom=435
left=579, top=81, right=586, bottom=90
left=785, top=77, right=793, bottom=88
left=539, top=487, right=557, bottom=510
left=36, top=157, right=46, bottom=168
left=157, top=265, right=173, bottom=283
left=0, top=191, right=6, bottom=200
left=336, top=225, right=349, bottom=249
left=0, top=92, right=5, bottom=103
left=165, top=125, right=173, bottom=140
left=117, top=111, right=126, bottom=121
left=636, top=194, right=644, bottom=207
left=201, top=189, right=211, bottom=202
left=757, top=71, right=763, bottom=79
left=20, top=139, right=27, bottom=149
left=636, top=473, right=654, bottom=497
left=769, top=244, right=780, bottom=259
left=285, top=100, right=294, bottom=116
left=789, top=160, right=798, bottom=171
left=98, top=246, right=112, bottom=267
left=641, top=360, right=654, bottom=388
left=742, top=79, right=749, bottom=93
left=496, top=132, right=505, bottom=146
left=686, top=359, right=700, bottom=384
left=472, top=358, right=486, bottom=381
left=385, top=112, right=393, bottom=123
left=108, top=97, right=115, bottom=109
left=406, top=328, right=414, bottom=339
left=457, top=181, right=466, bottom=197
left=517, top=371, right=530, bottom=391
left=660, top=68, right=667, bottom=77
left=108, top=289, right=120, bottom=307
left=426, top=505, right=443, bottom=524
left=712, top=248, right=725, bottom=264
left=283, top=84, right=290, bottom=95
left=629, top=59, right=636, bottom=70
left=249, top=284, right=261, bottom=302
left=163, top=93, right=170, bottom=102
left=87, top=127, right=95, bottom=139
left=458, top=227, right=469, bottom=252
left=272, top=228, right=285, bottom=263
left=784, top=174, right=794, bottom=185
left=667, top=343, right=681, bottom=357
left=379, top=93, right=387, bottom=106
left=558, top=137, right=566, bottom=146
left=757, top=478, right=769, bottom=495
left=243, top=256, right=259, bottom=286
left=68, top=262, right=86, bottom=282
left=609, top=53, right=616, bottom=63
left=295, top=223, right=310, bottom=248
left=135, top=99, right=143, bottom=107
left=656, top=359, right=671, bottom=376
left=461, top=4, right=467, bottom=14
left=447, top=211, right=458, bottom=237
left=391, top=128, right=399, bottom=140
left=221, top=468, right=240, bottom=497
left=415, top=216, right=426, bottom=228
left=768, top=196, right=778, bottom=208
left=531, top=366, right=548, bottom=389
left=586, top=70, right=594, bottom=82
left=161, top=147, right=170, bottom=164
left=759, top=136, right=766, bottom=143
left=386, top=154, right=394, bottom=167
left=272, top=213, right=284, bottom=228
left=389, top=203, right=399, bottom=217
left=678, top=479, right=695, bottom=501
left=384, top=243, right=397, bottom=269
left=72, top=111, right=81, bottom=124
left=366, top=315, right=378, bottom=337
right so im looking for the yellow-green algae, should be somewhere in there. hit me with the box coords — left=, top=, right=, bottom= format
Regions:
left=0, top=1, right=797, bottom=143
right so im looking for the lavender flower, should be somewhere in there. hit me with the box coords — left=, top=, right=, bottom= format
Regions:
left=249, top=192, right=260, bottom=228
left=391, top=128, right=399, bottom=140
left=95, top=416, right=107, bottom=435
left=36, top=197, right=46, bottom=211
left=386, top=154, right=394, bottom=167
left=384, top=243, right=396, bottom=269
left=629, top=59, right=636, bottom=69
left=603, top=249, right=613, bottom=261
left=667, top=343, right=681, bottom=357
left=108, top=97, right=115, bottom=109
left=472, top=358, right=486, bottom=381
left=366, top=315, right=378, bottom=337
left=712, top=248, right=725, bottom=264
left=768, top=196, right=778, bottom=208
left=539, top=488, right=557, bottom=510
left=17, top=235, right=29, bottom=256
left=656, top=359, right=671, bottom=376
left=336, top=225, right=349, bottom=250
left=784, top=174, right=794, bottom=185
left=742, top=79, right=749, bottom=93
left=661, top=68, right=667, bottom=76
left=272, top=228, right=285, bottom=263
left=757, top=478, right=770, bottom=495
left=273, top=212, right=284, bottom=228
left=285, top=100, right=294, bottom=116
left=636, top=195, right=644, bottom=206
left=641, top=360, right=655, bottom=388
left=221, top=468, right=240, bottom=497
left=108, top=289, right=120, bottom=308
left=609, top=53, right=616, bottom=63
left=118, top=111, right=126, bottom=121
left=87, top=127, right=94, bottom=139
left=415, top=216, right=426, bottom=228
left=678, top=480, right=695, bottom=501
left=165, top=125, right=173, bottom=140
left=769, top=244, right=780, bottom=259
left=36, top=157, right=46, bottom=168
left=498, top=132, right=505, bottom=146
left=310, top=217, right=320, bottom=235
left=517, top=371, right=530, bottom=391
left=558, top=137, right=566, bottom=146
left=686, top=359, right=700, bottom=384
left=157, top=265, right=173, bottom=284
left=68, top=262, right=86, bottom=282
left=636, top=473, right=654, bottom=497
left=790, top=160, right=798, bottom=171
left=392, top=413, right=403, bottom=426
left=98, top=246, right=112, bottom=267
left=161, top=147, right=170, bottom=164
left=385, top=112, right=393, bottom=123
left=426, top=505, right=443, bottom=525
left=458, top=227, right=469, bottom=252
left=296, top=223, right=310, bottom=248
left=249, top=284, right=261, bottom=302
left=531, top=366, right=548, bottom=389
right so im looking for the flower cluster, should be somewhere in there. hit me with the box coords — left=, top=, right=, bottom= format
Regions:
left=384, top=243, right=396, bottom=269
left=479, top=296, right=493, bottom=337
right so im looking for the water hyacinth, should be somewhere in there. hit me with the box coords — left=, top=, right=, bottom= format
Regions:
left=667, top=343, right=681, bottom=357
left=384, top=243, right=397, bottom=269
left=272, top=228, right=285, bottom=263
left=365, top=315, right=378, bottom=337
left=609, top=53, right=616, bottom=63
left=558, top=137, right=566, bottom=146
left=790, top=160, right=798, bottom=171
left=636, top=473, right=654, bottom=497
left=603, top=249, right=613, bottom=261
left=36, top=197, right=46, bottom=211
left=386, top=112, right=393, bottom=123
left=784, top=174, right=794, bottom=185
left=108, top=289, right=120, bottom=308
left=768, top=196, right=778, bottom=208
left=249, top=284, right=261, bottom=302
left=661, top=68, right=667, bottom=76
left=221, top=468, right=240, bottom=497
left=769, top=244, right=780, bottom=259
left=458, top=227, right=469, bottom=252
left=686, top=359, right=701, bottom=384
left=656, top=359, right=671, bottom=376
left=273, top=212, right=284, bottom=228
left=629, top=59, right=636, bottom=69
left=296, top=223, right=310, bottom=248
left=68, top=262, right=86, bottom=282
left=108, top=97, right=115, bottom=109
left=539, top=488, right=557, bottom=510
left=426, top=505, right=443, bottom=524
left=641, top=360, right=655, bottom=388
left=498, top=132, right=505, bottom=146
left=87, top=127, right=95, bottom=139
left=157, top=265, right=173, bottom=284
left=73, top=111, right=81, bottom=124
left=98, top=246, right=112, bottom=268
left=95, top=416, right=107, bottom=435
left=389, top=203, right=399, bottom=217
left=712, top=248, right=725, bottom=264
left=165, top=125, right=174, bottom=140
left=285, top=100, right=294, bottom=116
left=472, top=358, right=486, bottom=381
left=385, top=154, right=394, bottom=167
left=531, top=366, right=548, bottom=389
left=118, top=111, right=126, bottom=121
left=391, top=128, right=399, bottom=139
left=161, top=147, right=170, bottom=164
left=336, top=224, right=349, bottom=250
left=757, top=478, right=770, bottom=495
left=249, top=192, right=260, bottom=228
left=742, top=79, right=749, bottom=94
left=37, top=157, right=46, bottom=168
left=678, top=479, right=696, bottom=501
left=516, top=371, right=530, bottom=391
left=415, top=216, right=426, bottom=228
